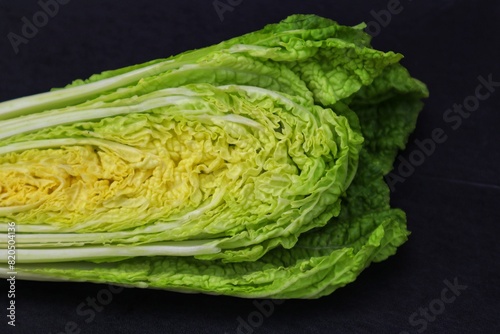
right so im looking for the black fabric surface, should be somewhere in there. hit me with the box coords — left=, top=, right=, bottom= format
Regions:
left=0, top=1, right=499, bottom=333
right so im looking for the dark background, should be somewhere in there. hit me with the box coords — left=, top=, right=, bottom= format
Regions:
left=0, top=0, right=499, bottom=333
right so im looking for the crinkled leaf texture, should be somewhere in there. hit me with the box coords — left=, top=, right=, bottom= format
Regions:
left=0, top=14, right=428, bottom=299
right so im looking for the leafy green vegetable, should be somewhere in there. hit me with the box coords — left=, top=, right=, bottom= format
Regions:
left=0, top=14, right=427, bottom=298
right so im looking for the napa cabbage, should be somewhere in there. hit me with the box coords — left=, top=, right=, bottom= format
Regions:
left=0, top=14, right=428, bottom=298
